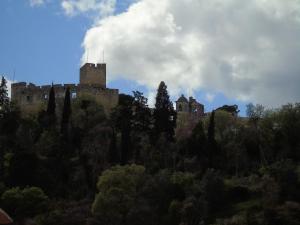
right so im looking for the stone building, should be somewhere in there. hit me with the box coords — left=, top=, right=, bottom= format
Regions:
left=175, top=94, right=204, bottom=117
left=11, top=63, right=119, bottom=114
left=175, top=94, right=205, bottom=138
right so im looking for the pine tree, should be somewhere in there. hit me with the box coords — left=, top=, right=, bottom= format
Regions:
left=154, top=81, right=176, bottom=142
left=61, top=87, right=71, bottom=134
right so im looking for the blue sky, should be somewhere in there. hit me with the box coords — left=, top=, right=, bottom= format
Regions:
left=1, top=0, right=299, bottom=115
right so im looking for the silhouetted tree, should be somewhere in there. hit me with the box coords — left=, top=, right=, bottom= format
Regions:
left=44, top=86, right=56, bottom=128
left=132, top=91, right=152, bottom=133
left=108, top=128, right=118, bottom=165
left=111, top=94, right=134, bottom=165
left=61, top=87, right=71, bottom=134
left=47, top=86, right=56, bottom=115
left=0, top=76, right=9, bottom=111
left=189, top=120, right=207, bottom=160
left=154, top=81, right=176, bottom=142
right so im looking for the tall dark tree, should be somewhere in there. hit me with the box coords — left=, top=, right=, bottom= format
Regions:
left=111, top=94, right=134, bottom=165
left=189, top=120, right=207, bottom=159
left=154, top=81, right=176, bottom=142
left=47, top=86, right=56, bottom=115
left=0, top=76, right=9, bottom=111
left=108, top=128, right=118, bottom=165
left=61, top=87, right=71, bottom=134
left=46, top=86, right=56, bottom=127
left=132, top=91, right=152, bottom=133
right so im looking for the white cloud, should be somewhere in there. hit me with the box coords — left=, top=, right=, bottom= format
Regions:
left=29, top=0, right=45, bottom=7
left=61, top=0, right=116, bottom=18
left=3, top=77, right=14, bottom=98
left=82, top=0, right=300, bottom=107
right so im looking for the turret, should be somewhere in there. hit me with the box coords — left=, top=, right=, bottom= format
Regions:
left=80, top=63, right=106, bottom=87
left=176, top=94, right=189, bottom=112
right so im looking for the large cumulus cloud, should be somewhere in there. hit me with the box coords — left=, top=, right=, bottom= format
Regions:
left=82, top=0, right=300, bottom=106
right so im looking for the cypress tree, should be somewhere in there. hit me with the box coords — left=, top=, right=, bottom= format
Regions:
left=0, top=76, right=9, bottom=111
left=61, top=87, right=71, bottom=134
left=154, top=81, right=176, bottom=142
left=47, top=86, right=56, bottom=115
left=45, top=86, right=56, bottom=127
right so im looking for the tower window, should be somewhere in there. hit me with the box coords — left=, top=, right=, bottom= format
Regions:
left=178, top=105, right=182, bottom=111
left=26, top=96, right=32, bottom=102
left=72, top=92, right=77, bottom=99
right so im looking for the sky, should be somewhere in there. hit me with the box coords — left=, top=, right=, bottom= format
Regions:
left=1, top=0, right=300, bottom=115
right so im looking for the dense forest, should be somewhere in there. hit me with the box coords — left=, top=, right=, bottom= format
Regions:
left=0, top=76, right=300, bottom=225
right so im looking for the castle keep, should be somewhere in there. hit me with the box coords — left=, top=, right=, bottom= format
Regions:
left=11, top=63, right=119, bottom=114
left=176, top=94, right=204, bottom=117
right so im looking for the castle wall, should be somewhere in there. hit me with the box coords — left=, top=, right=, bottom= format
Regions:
left=11, top=82, right=118, bottom=115
left=11, top=63, right=118, bottom=116
left=77, top=84, right=119, bottom=114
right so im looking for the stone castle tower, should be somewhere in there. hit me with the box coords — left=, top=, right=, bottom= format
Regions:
left=11, top=63, right=119, bottom=114
left=80, top=63, right=106, bottom=87
left=175, top=94, right=205, bottom=138
left=176, top=94, right=204, bottom=117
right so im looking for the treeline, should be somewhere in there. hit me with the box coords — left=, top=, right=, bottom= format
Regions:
left=0, top=76, right=300, bottom=225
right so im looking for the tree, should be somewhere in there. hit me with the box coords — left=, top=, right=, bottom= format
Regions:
left=131, top=91, right=152, bottom=163
left=132, top=91, right=152, bottom=133
left=111, top=94, right=134, bottom=165
left=1, top=186, right=49, bottom=222
left=0, top=76, right=9, bottom=112
left=246, top=103, right=265, bottom=125
left=108, top=128, right=118, bottom=165
left=92, top=165, right=146, bottom=225
left=207, top=111, right=217, bottom=168
left=43, top=86, right=56, bottom=128
left=47, top=86, right=56, bottom=115
left=61, top=87, right=71, bottom=134
left=189, top=120, right=207, bottom=160
left=154, top=81, right=176, bottom=142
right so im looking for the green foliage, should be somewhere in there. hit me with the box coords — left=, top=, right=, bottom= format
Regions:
left=154, top=81, right=176, bottom=142
left=0, top=79, right=300, bottom=225
left=1, top=186, right=49, bottom=220
left=92, top=164, right=145, bottom=224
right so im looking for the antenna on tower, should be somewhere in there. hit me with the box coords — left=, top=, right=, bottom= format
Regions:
left=12, top=69, right=16, bottom=83
left=86, top=48, right=89, bottom=63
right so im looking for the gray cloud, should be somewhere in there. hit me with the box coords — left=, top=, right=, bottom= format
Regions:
left=82, top=0, right=300, bottom=106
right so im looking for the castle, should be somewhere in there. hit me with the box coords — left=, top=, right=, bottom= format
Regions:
left=11, top=62, right=206, bottom=121
left=175, top=94, right=204, bottom=117
left=11, top=63, right=119, bottom=114
left=175, top=94, right=205, bottom=138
